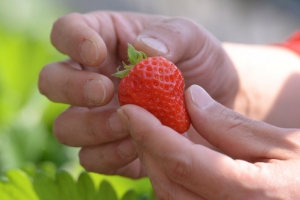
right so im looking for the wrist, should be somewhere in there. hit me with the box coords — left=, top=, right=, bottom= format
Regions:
left=224, top=43, right=300, bottom=126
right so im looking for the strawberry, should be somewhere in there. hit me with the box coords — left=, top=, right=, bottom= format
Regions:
left=113, top=44, right=190, bottom=133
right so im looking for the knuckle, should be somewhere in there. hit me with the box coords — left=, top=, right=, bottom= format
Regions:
left=62, top=77, right=75, bottom=103
left=51, top=12, right=82, bottom=44
left=219, top=107, right=252, bottom=135
left=166, top=155, right=190, bottom=183
left=78, top=147, right=119, bottom=175
left=85, top=114, right=101, bottom=139
left=153, top=183, right=178, bottom=200
left=281, top=129, right=300, bottom=156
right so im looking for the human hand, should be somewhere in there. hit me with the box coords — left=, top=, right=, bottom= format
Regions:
left=38, top=11, right=238, bottom=178
left=118, top=85, right=300, bottom=199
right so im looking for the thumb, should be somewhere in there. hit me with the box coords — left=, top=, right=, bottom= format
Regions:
left=185, top=85, right=300, bottom=161
left=132, top=17, right=238, bottom=108
left=132, top=17, right=218, bottom=64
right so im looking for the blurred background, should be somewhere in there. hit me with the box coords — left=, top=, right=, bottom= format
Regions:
left=54, top=0, right=300, bottom=43
left=0, top=0, right=299, bottom=197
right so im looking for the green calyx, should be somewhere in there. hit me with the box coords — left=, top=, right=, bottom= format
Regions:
left=113, top=44, right=147, bottom=78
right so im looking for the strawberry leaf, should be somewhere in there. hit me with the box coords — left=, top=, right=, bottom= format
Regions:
left=0, top=169, right=38, bottom=200
left=33, top=171, right=60, bottom=200
left=97, top=180, right=118, bottom=200
left=77, top=172, right=96, bottom=200
left=128, top=44, right=138, bottom=65
left=121, top=189, right=138, bottom=200
left=1, top=166, right=155, bottom=200
left=113, top=44, right=148, bottom=78
left=55, top=170, right=80, bottom=200
left=138, top=189, right=156, bottom=200
left=128, top=44, right=147, bottom=66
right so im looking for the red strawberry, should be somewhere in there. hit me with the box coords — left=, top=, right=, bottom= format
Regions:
left=113, top=44, right=190, bottom=133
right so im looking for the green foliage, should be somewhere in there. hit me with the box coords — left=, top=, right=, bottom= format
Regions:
left=0, top=167, right=155, bottom=200
left=77, top=172, right=95, bottom=200
left=0, top=169, right=39, bottom=200
left=0, top=0, right=71, bottom=172
left=0, top=0, right=155, bottom=199
left=97, top=180, right=118, bottom=200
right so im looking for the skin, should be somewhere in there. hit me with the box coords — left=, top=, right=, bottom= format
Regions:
left=118, top=86, right=300, bottom=199
left=39, top=11, right=300, bottom=199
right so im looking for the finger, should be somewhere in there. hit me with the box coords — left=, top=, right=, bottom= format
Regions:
left=51, top=12, right=107, bottom=66
left=78, top=138, right=144, bottom=178
left=117, top=104, right=256, bottom=199
left=133, top=17, right=208, bottom=62
left=51, top=12, right=163, bottom=67
left=53, top=106, right=127, bottom=147
left=138, top=150, right=205, bottom=200
left=38, top=60, right=115, bottom=106
left=185, top=85, right=300, bottom=161
left=132, top=17, right=238, bottom=107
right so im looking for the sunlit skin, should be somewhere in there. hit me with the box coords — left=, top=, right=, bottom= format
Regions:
left=39, top=11, right=300, bottom=199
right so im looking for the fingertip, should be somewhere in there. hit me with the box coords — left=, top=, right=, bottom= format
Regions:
left=39, top=60, right=115, bottom=106
left=133, top=17, right=202, bottom=63
left=79, top=38, right=107, bottom=66
left=133, top=36, right=169, bottom=58
left=186, top=85, right=214, bottom=110
left=117, top=105, right=162, bottom=140
left=84, top=75, right=114, bottom=106
left=50, top=12, right=107, bottom=66
left=71, top=29, right=107, bottom=67
left=38, top=62, right=56, bottom=97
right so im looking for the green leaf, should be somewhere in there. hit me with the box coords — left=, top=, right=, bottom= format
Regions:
left=38, top=161, right=57, bottom=179
left=21, top=162, right=37, bottom=177
left=97, top=180, right=118, bottom=200
left=33, top=171, right=60, bottom=200
left=0, top=183, right=13, bottom=200
left=127, top=44, right=147, bottom=66
left=5, top=169, right=38, bottom=200
left=77, top=172, right=96, bottom=200
left=113, top=44, right=148, bottom=79
left=121, top=189, right=138, bottom=200
left=0, top=169, right=38, bottom=200
left=138, top=189, right=156, bottom=200
left=128, top=44, right=139, bottom=65
left=55, top=170, right=80, bottom=200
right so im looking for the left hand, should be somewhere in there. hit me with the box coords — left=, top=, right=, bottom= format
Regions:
left=118, top=85, right=300, bottom=199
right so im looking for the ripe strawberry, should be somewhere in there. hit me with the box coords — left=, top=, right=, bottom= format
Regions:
left=113, top=44, right=190, bottom=133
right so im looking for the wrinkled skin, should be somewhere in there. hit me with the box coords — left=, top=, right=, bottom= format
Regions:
left=38, top=11, right=300, bottom=199
left=39, top=11, right=238, bottom=178
left=119, top=86, right=300, bottom=199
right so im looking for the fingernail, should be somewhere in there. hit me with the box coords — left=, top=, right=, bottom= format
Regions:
left=84, top=79, right=106, bottom=105
left=139, top=36, right=169, bottom=54
left=80, top=39, right=98, bottom=64
left=117, top=139, right=136, bottom=158
left=189, top=85, right=214, bottom=108
left=108, top=112, right=126, bottom=135
left=117, top=109, right=130, bottom=131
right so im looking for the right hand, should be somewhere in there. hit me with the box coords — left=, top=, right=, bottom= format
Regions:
left=38, top=11, right=239, bottom=178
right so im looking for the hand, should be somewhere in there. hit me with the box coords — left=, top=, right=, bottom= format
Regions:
left=38, top=11, right=238, bottom=178
left=118, top=85, right=300, bottom=199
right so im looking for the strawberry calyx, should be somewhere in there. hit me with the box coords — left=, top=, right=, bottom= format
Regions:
left=113, top=44, right=147, bottom=78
